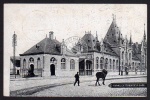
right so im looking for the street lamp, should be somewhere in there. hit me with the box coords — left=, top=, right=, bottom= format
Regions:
left=119, top=47, right=121, bottom=75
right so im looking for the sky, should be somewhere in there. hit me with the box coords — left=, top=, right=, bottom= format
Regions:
left=4, top=4, right=147, bottom=56
left=3, top=4, right=147, bottom=96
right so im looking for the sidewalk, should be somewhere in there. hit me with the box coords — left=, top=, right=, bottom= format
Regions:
left=10, top=72, right=147, bottom=92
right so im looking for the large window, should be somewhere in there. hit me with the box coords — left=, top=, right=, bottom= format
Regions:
left=70, top=59, right=75, bottom=70
left=37, top=58, right=41, bottom=69
left=96, top=57, right=99, bottom=69
left=110, top=59, right=112, bottom=69
left=100, top=57, right=104, bottom=69
left=116, top=60, right=118, bottom=70
left=132, top=62, right=134, bottom=70
left=61, top=58, right=66, bottom=69
left=122, top=51, right=124, bottom=59
left=23, top=59, right=26, bottom=68
left=105, top=58, right=108, bottom=69
left=113, top=60, right=115, bottom=70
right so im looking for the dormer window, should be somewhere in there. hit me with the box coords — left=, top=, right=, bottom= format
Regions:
left=36, top=44, right=40, bottom=49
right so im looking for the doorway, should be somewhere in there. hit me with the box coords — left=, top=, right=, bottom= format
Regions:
left=50, top=64, right=55, bottom=75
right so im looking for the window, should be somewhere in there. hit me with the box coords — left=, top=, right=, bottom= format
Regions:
left=50, top=57, right=57, bottom=63
left=110, top=59, right=111, bottom=69
left=96, top=57, right=99, bottom=69
left=105, top=58, right=108, bottom=69
left=70, top=59, right=75, bottom=70
left=37, top=58, right=41, bottom=69
left=29, top=57, right=34, bottom=66
left=122, top=52, right=124, bottom=59
left=61, top=58, right=66, bottom=69
left=100, top=57, right=104, bottom=69
left=29, top=57, right=34, bottom=62
left=23, top=59, right=26, bottom=69
left=116, top=60, right=118, bottom=70
left=113, top=60, right=115, bottom=70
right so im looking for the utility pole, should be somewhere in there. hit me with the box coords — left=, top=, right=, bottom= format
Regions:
left=12, top=32, right=17, bottom=78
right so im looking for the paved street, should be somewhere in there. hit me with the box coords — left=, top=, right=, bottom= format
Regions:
left=12, top=77, right=146, bottom=97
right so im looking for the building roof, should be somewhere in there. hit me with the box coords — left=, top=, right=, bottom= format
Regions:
left=103, top=18, right=123, bottom=47
left=20, top=37, right=61, bottom=56
left=81, top=32, right=96, bottom=51
left=103, top=42, right=119, bottom=57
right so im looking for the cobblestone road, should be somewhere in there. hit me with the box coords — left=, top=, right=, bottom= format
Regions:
left=20, top=77, right=147, bottom=97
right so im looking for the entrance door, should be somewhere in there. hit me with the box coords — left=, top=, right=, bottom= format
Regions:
left=29, top=64, right=35, bottom=77
left=30, top=64, right=34, bottom=74
left=50, top=64, right=55, bottom=75
left=17, top=70, right=20, bottom=75
left=86, top=60, right=92, bottom=75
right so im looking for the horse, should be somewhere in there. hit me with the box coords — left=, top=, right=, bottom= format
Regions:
left=95, top=69, right=108, bottom=86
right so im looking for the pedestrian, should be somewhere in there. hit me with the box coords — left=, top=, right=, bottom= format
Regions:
left=121, top=69, right=123, bottom=76
left=74, top=72, right=80, bottom=86
left=135, top=68, right=137, bottom=74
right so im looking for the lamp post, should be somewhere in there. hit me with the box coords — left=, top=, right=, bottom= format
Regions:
left=12, top=32, right=17, bottom=78
left=119, top=47, right=121, bottom=75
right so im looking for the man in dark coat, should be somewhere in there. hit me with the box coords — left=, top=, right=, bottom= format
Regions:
left=74, top=72, right=80, bottom=86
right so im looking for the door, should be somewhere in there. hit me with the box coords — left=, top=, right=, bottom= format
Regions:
left=50, top=64, right=55, bottom=75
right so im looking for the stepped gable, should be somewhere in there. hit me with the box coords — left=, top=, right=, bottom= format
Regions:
left=104, top=17, right=123, bottom=47
left=20, top=37, right=61, bottom=56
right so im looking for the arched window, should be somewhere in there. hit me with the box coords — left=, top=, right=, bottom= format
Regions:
left=132, top=62, right=134, bottom=71
left=110, top=59, right=112, bottom=70
left=116, top=60, right=118, bottom=71
left=61, top=58, right=66, bottom=69
left=50, top=57, right=57, bottom=63
left=29, top=57, right=34, bottom=66
left=23, top=59, right=26, bottom=68
left=37, top=58, right=41, bottom=69
left=113, top=60, right=115, bottom=70
left=70, top=59, right=75, bottom=70
left=29, top=57, right=34, bottom=62
left=100, top=57, right=104, bottom=69
left=105, top=58, right=108, bottom=69
left=96, top=57, right=99, bottom=69
left=122, top=51, right=124, bottom=59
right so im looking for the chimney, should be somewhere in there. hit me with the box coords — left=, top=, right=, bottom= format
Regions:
left=49, top=31, right=54, bottom=39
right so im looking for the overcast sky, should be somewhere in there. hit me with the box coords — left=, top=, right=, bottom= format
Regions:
left=4, top=4, right=147, bottom=56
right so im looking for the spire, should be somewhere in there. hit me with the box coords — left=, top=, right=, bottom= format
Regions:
left=112, top=14, right=115, bottom=21
left=129, top=31, right=132, bottom=46
left=141, top=40, right=144, bottom=52
left=46, top=34, right=47, bottom=38
left=96, top=31, right=98, bottom=42
left=144, top=23, right=146, bottom=41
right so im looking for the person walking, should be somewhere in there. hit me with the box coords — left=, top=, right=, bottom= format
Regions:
left=74, top=72, right=80, bottom=86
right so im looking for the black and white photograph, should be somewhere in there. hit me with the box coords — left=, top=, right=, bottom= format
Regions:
left=4, top=4, right=147, bottom=97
